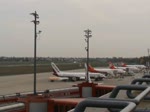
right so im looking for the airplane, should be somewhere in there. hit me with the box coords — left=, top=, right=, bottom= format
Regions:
left=50, top=62, right=106, bottom=82
left=109, top=62, right=139, bottom=74
left=88, top=64, right=126, bottom=77
left=121, top=62, right=146, bottom=71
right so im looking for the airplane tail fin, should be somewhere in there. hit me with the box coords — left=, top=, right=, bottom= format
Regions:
left=121, top=62, right=127, bottom=67
left=109, top=62, right=116, bottom=69
left=88, top=64, right=99, bottom=73
left=51, top=62, right=60, bottom=76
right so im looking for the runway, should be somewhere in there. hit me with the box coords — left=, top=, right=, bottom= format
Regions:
left=0, top=69, right=143, bottom=96
left=0, top=72, right=79, bottom=95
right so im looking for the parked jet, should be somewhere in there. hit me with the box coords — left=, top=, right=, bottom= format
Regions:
left=50, top=62, right=106, bottom=82
left=121, top=62, right=146, bottom=71
left=109, top=62, right=139, bottom=74
left=88, top=64, right=126, bottom=77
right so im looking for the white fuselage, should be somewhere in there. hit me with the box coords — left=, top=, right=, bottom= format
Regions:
left=57, top=71, right=105, bottom=79
left=90, top=68, right=126, bottom=76
left=126, top=65, right=146, bottom=70
left=117, top=66, right=140, bottom=73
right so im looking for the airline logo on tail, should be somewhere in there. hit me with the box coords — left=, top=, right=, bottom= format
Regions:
left=51, top=62, right=60, bottom=76
left=121, top=62, right=127, bottom=67
left=88, top=64, right=99, bottom=73
left=109, top=62, right=116, bottom=69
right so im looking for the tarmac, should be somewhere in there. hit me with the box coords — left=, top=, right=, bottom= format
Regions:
left=0, top=69, right=144, bottom=96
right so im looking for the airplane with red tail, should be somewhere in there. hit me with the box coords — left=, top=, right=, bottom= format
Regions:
left=109, top=62, right=139, bottom=73
left=88, top=64, right=126, bottom=77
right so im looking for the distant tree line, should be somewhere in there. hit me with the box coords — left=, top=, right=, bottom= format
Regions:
left=0, top=56, right=149, bottom=75
left=0, top=56, right=148, bottom=67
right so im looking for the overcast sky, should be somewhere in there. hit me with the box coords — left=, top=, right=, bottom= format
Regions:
left=0, top=0, right=150, bottom=58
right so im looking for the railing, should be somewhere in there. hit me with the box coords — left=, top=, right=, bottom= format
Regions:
left=45, top=87, right=79, bottom=98
left=0, top=87, right=79, bottom=102
left=0, top=103, right=25, bottom=112
left=69, top=78, right=150, bottom=112
left=47, top=85, right=115, bottom=112
left=73, top=99, right=136, bottom=112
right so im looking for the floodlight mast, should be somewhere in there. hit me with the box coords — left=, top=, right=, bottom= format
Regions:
left=84, top=29, right=92, bottom=83
left=148, top=48, right=150, bottom=69
left=30, top=11, right=40, bottom=95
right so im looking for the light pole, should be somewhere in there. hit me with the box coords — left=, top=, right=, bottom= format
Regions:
left=30, top=11, right=40, bottom=95
left=84, top=29, right=92, bottom=82
left=148, top=48, right=150, bottom=69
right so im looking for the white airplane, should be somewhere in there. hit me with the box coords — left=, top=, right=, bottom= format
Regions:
left=88, top=64, right=126, bottom=77
left=109, top=62, right=139, bottom=74
left=121, top=62, right=146, bottom=71
left=50, top=62, right=106, bottom=82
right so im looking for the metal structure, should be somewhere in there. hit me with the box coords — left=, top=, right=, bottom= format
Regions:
left=30, top=11, right=40, bottom=95
left=84, top=29, right=92, bottom=82
left=74, top=99, right=136, bottom=112
left=0, top=103, right=25, bottom=111
left=148, top=48, right=150, bottom=69
left=73, top=84, right=150, bottom=112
